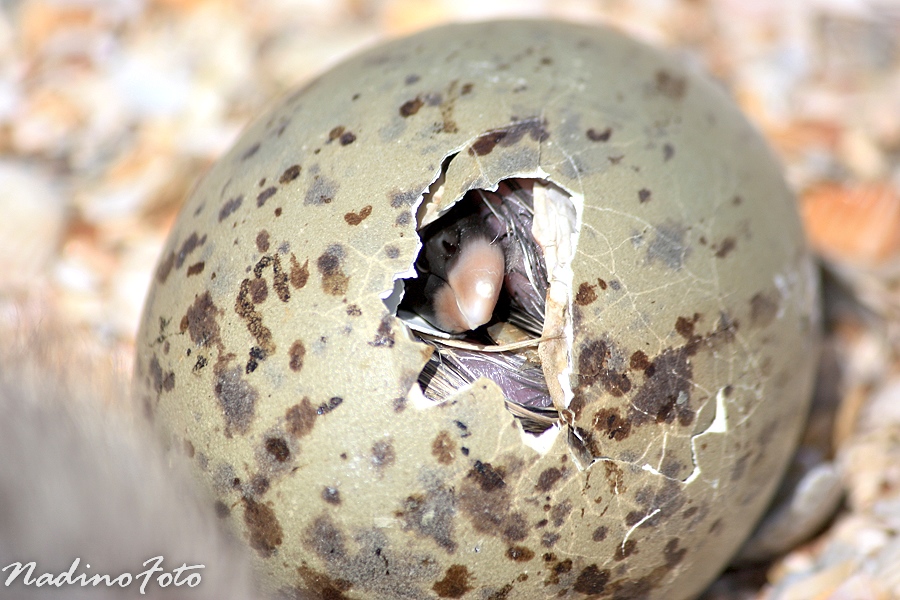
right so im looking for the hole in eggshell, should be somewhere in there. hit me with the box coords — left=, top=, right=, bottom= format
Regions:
left=395, top=176, right=577, bottom=435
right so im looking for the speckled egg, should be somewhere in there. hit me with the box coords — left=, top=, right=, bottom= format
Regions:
left=134, top=20, right=820, bottom=600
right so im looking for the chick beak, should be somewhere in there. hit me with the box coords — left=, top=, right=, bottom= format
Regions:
left=450, top=237, right=505, bottom=329
left=434, top=238, right=504, bottom=332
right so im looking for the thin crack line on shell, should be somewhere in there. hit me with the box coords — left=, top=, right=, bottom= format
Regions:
left=621, top=508, right=661, bottom=552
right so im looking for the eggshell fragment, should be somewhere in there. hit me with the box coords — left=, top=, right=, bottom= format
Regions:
left=135, top=20, right=820, bottom=600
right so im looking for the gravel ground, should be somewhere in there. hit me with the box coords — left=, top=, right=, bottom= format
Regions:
left=1, top=1, right=899, bottom=598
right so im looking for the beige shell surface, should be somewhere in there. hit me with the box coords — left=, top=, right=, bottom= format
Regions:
left=134, top=20, right=820, bottom=600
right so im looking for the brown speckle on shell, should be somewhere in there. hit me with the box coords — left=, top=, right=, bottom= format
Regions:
left=242, top=496, right=283, bottom=558
left=316, top=244, right=349, bottom=295
left=285, top=398, right=317, bottom=438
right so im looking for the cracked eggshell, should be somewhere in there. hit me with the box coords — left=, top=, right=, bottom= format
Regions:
left=134, top=20, right=820, bottom=600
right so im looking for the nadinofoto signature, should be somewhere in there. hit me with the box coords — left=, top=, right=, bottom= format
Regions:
left=2, top=556, right=204, bottom=593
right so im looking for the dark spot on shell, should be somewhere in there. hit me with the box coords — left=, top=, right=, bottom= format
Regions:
left=214, top=359, right=258, bottom=436
left=288, top=340, right=305, bottom=372
left=663, top=143, right=675, bottom=161
left=433, top=565, right=472, bottom=599
left=279, top=164, right=301, bottom=184
left=639, top=188, right=652, bottom=203
left=346, top=304, right=362, bottom=317
left=148, top=355, right=175, bottom=394
left=614, top=539, right=637, bottom=560
left=535, top=467, right=564, bottom=493
left=664, top=538, right=687, bottom=567
left=390, top=189, right=420, bottom=208
left=629, top=350, right=655, bottom=377
left=305, top=173, right=338, bottom=205
left=488, top=584, right=513, bottom=600
left=371, top=440, right=395, bottom=468
left=316, top=397, right=343, bottom=415
left=385, top=245, right=400, bottom=259
left=305, top=514, right=346, bottom=560
left=400, top=97, right=424, bottom=117
left=397, top=488, right=457, bottom=553
left=574, top=282, right=598, bottom=306
left=604, top=461, right=626, bottom=495
left=395, top=212, right=412, bottom=226
left=573, top=564, right=610, bottom=594
left=286, top=397, right=317, bottom=438
left=647, top=220, right=690, bottom=270
left=245, top=345, right=266, bottom=374
left=654, top=70, right=687, bottom=99
left=751, top=292, right=779, bottom=327
left=175, top=232, right=206, bottom=269
left=242, top=496, right=283, bottom=558
left=316, top=244, right=350, bottom=296
left=322, top=486, right=341, bottom=505
left=328, top=126, right=345, bottom=141
left=250, top=475, right=269, bottom=496
left=550, top=500, right=572, bottom=527
left=186, top=261, right=204, bottom=276
left=432, top=431, right=456, bottom=464
left=543, top=556, right=573, bottom=586
left=218, top=195, right=243, bottom=222
left=257, top=187, right=277, bottom=207
left=630, top=346, right=694, bottom=427
left=339, top=132, right=356, bottom=145
left=289, top=254, right=309, bottom=289
left=469, top=461, right=505, bottom=492
left=274, top=207, right=282, bottom=217
left=592, top=407, right=632, bottom=441
left=271, top=254, right=290, bottom=302
left=192, top=355, right=208, bottom=373
left=249, top=277, right=268, bottom=304
left=344, top=205, right=372, bottom=225
left=296, top=565, right=352, bottom=600
left=714, top=237, right=736, bottom=258
left=459, top=459, right=530, bottom=542
left=592, top=526, right=607, bottom=542
left=586, top=127, right=612, bottom=142
left=256, top=230, right=270, bottom=253
left=675, top=313, right=700, bottom=339
left=368, top=315, right=395, bottom=348
left=468, top=118, right=549, bottom=156
left=265, top=437, right=290, bottom=462
left=214, top=501, right=230, bottom=518
left=506, top=546, right=534, bottom=562
left=155, top=252, right=175, bottom=284
left=404, top=74, right=420, bottom=85
left=501, top=512, right=531, bottom=542
left=181, top=291, right=221, bottom=348
left=461, top=82, right=473, bottom=94
left=577, top=338, right=631, bottom=397
left=183, top=439, right=194, bottom=458
left=235, top=278, right=275, bottom=354
left=241, top=142, right=260, bottom=160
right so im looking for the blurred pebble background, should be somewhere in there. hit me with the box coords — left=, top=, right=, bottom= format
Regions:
left=1, top=0, right=899, bottom=598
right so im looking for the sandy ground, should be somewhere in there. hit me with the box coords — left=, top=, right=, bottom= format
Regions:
left=1, top=1, right=899, bottom=598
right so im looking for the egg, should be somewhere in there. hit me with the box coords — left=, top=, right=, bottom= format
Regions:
left=134, top=20, right=820, bottom=600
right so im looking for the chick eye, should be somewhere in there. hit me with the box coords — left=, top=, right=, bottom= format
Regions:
left=441, top=239, right=458, bottom=255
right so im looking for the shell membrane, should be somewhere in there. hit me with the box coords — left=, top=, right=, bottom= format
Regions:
left=135, top=19, right=820, bottom=600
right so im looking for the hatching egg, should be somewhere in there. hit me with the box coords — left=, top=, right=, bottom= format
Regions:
left=134, top=20, right=820, bottom=600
